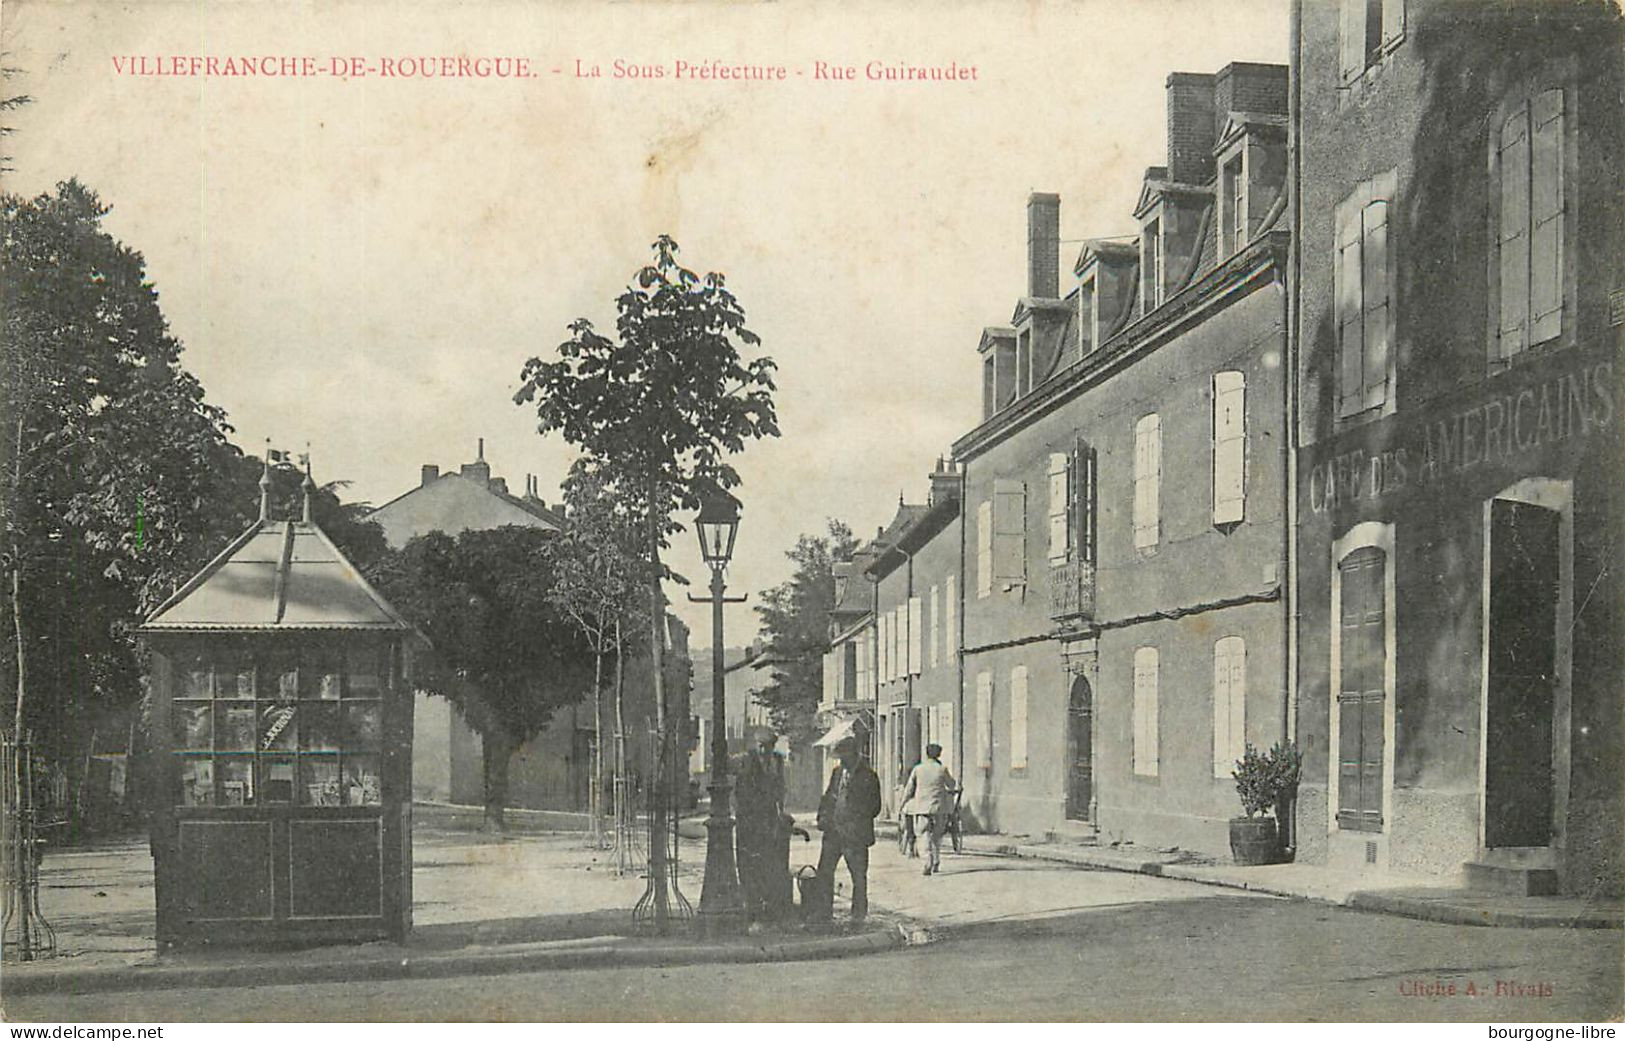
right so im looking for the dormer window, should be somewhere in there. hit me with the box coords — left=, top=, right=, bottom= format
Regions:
left=1222, top=153, right=1246, bottom=256
left=1077, top=276, right=1096, bottom=357
left=1141, top=216, right=1164, bottom=312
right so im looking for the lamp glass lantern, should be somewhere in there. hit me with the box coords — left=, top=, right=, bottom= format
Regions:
left=694, top=493, right=741, bottom=568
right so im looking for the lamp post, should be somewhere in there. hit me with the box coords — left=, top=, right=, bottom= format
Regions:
left=690, top=491, right=747, bottom=935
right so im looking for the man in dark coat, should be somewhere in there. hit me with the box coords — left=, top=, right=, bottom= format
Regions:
left=815, top=735, right=882, bottom=922
left=734, top=726, right=791, bottom=924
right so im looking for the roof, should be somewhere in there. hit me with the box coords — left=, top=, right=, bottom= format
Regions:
left=865, top=500, right=954, bottom=579
left=139, top=518, right=415, bottom=633
left=368, top=471, right=563, bottom=549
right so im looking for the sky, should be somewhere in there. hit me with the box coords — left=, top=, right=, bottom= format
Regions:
left=2, top=0, right=1288, bottom=649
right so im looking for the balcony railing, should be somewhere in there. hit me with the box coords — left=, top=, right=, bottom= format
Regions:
left=1048, top=557, right=1096, bottom=624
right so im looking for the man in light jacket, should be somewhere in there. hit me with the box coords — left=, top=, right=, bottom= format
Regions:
left=899, top=743, right=957, bottom=876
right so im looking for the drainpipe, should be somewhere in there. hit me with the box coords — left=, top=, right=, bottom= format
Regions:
left=1285, top=0, right=1304, bottom=752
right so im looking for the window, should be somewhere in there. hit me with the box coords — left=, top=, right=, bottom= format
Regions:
left=1222, top=154, right=1246, bottom=256
left=1047, top=452, right=1070, bottom=563
left=975, top=672, right=993, bottom=768
left=1133, top=414, right=1162, bottom=550
left=992, top=479, right=1027, bottom=591
left=1212, top=371, right=1246, bottom=525
left=1077, top=277, right=1096, bottom=357
left=1010, top=665, right=1029, bottom=769
left=1075, top=440, right=1097, bottom=565
left=1494, top=89, right=1566, bottom=361
left=1335, top=172, right=1396, bottom=418
left=976, top=500, right=993, bottom=598
left=929, top=585, right=940, bottom=669
left=1141, top=218, right=1163, bottom=312
left=1340, top=0, right=1404, bottom=82
left=172, top=643, right=386, bottom=808
left=1336, top=545, right=1387, bottom=832
left=945, top=575, right=957, bottom=657
left=1212, top=636, right=1247, bottom=779
left=1132, top=647, right=1159, bottom=777
left=907, top=597, right=922, bottom=677
left=884, top=610, right=897, bottom=682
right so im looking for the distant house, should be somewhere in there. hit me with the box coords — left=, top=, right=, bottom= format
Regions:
left=369, top=441, right=689, bottom=815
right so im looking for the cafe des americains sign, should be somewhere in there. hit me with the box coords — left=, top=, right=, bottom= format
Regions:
left=1307, top=359, right=1615, bottom=515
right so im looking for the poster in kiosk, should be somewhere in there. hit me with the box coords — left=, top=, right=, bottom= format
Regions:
left=138, top=474, right=422, bottom=948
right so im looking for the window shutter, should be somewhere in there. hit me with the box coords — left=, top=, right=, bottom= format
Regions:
left=1133, top=415, right=1161, bottom=549
left=1047, top=452, right=1070, bottom=563
left=895, top=605, right=907, bottom=681
left=926, top=704, right=939, bottom=752
left=929, top=585, right=940, bottom=669
left=907, top=596, right=923, bottom=676
left=993, top=479, right=1027, bottom=587
left=1336, top=201, right=1366, bottom=416
left=1010, top=666, right=1029, bottom=768
left=877, top=611, right=889, bottom=684
left=1212, top=641, right=1232, bottom=779
left=976, top=672, right=993, bottom=768
left=945, top=575, right=957, bottom=656
left=1361, top=200, right=1390, bottom=411
left=1212, top=371, right=1246, bottom=525
left=1339, top=0, right=1366, bottom=81
left=976, top=500, right=994, bottom=598
left=1337, top=548, right=1386, bottom=831
left=938, top=702, right=955, bottom=777
left=1133, top=647, right=1159, bottom=776
left=824, top=649, right=837, bottom=705
left=1498, top=102, right=1531, bottom=359
left=1529, top=89, right=1564, bottom=346
left=1213, top=636, right=1247, bottom=778
left=1381, top=0, right=1405, bottom=48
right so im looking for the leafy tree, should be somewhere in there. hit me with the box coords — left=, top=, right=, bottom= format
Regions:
left=2, top=181, right=247, bottom=754
left=754, top=520, right=857, bottom=744
left=515, top=236, right=777, bottom=921
left=370, top=526, right=595, bottom=831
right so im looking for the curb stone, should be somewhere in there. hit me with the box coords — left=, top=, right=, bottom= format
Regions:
left=2, top=925, right=909, bottom=999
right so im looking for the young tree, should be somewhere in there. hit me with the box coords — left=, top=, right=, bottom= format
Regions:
left=515, top=236, right=778, bottom=923
left=754, top=520, right=858, bottom=744
left=551, top=472, right=649, bottom=853
left=370, top=526, right=595, bottom=831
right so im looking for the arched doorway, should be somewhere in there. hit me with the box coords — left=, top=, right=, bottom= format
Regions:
left=1066, top=675, right=1093, bottom=821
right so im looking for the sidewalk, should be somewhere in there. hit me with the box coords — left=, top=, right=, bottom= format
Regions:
left=1, top=811, right=904, bottom=999
left=906, top=824, right=1625, bottom=930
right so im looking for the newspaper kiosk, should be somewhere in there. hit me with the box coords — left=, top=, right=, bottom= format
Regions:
left=138, top=473, right=419, bottom=948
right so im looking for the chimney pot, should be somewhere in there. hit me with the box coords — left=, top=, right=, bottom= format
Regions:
left=421, top=464, right=440, bottom=487
left=1027, top=192, right=1061, bottom=299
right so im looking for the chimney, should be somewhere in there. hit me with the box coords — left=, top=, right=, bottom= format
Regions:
left=421, top=464, right=440, bottom=487
left=1166, top=72, right=1217, bottom=184
left=1212, top=62, right=1288, bottom=138
left=459, top=438, right=491, bottom=485
left=1027, top=192, right=1061, bottom=299
left=488, top=477, right=508, bottom=496
left=928, top=457, right=962, bottom=507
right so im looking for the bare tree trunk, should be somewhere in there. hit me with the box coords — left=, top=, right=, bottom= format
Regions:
left=11, top=413, right=27, bottom=738
left=646, top=473, right=670, bottom=927
left=482, top=728, right=515, bottom=833
left=591, top=650, right=604, bottom=847
left=613, top=618, right=630, bottom=874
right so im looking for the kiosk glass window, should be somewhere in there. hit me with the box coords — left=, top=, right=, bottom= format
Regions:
left=172, top=643, right=388, bottom=808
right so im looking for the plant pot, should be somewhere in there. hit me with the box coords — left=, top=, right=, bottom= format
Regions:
left=1229, top=815, right=1280, bottom=866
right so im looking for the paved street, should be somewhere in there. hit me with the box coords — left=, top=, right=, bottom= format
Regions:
left=7, top=843, right=1620, bottom=1022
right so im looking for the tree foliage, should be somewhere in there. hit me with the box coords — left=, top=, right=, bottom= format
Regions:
left=514, top=235, right=779, bottom=569
left=369, top=525, right=595, bottom=828
left=753, top=520, right=857, bottom=743
left=2, top=181, right=249, bottom=749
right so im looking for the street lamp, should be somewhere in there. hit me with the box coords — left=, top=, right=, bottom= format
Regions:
left=691, top=490, right=746, bottom=935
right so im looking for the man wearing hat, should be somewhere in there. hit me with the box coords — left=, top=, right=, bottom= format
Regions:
left=815, top=734, right=882, bottom=922
left=734, top=725, right=791, bottom=924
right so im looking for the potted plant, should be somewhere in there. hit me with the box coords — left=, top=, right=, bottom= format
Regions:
left=1229, top=741, right=1300, bottom=866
